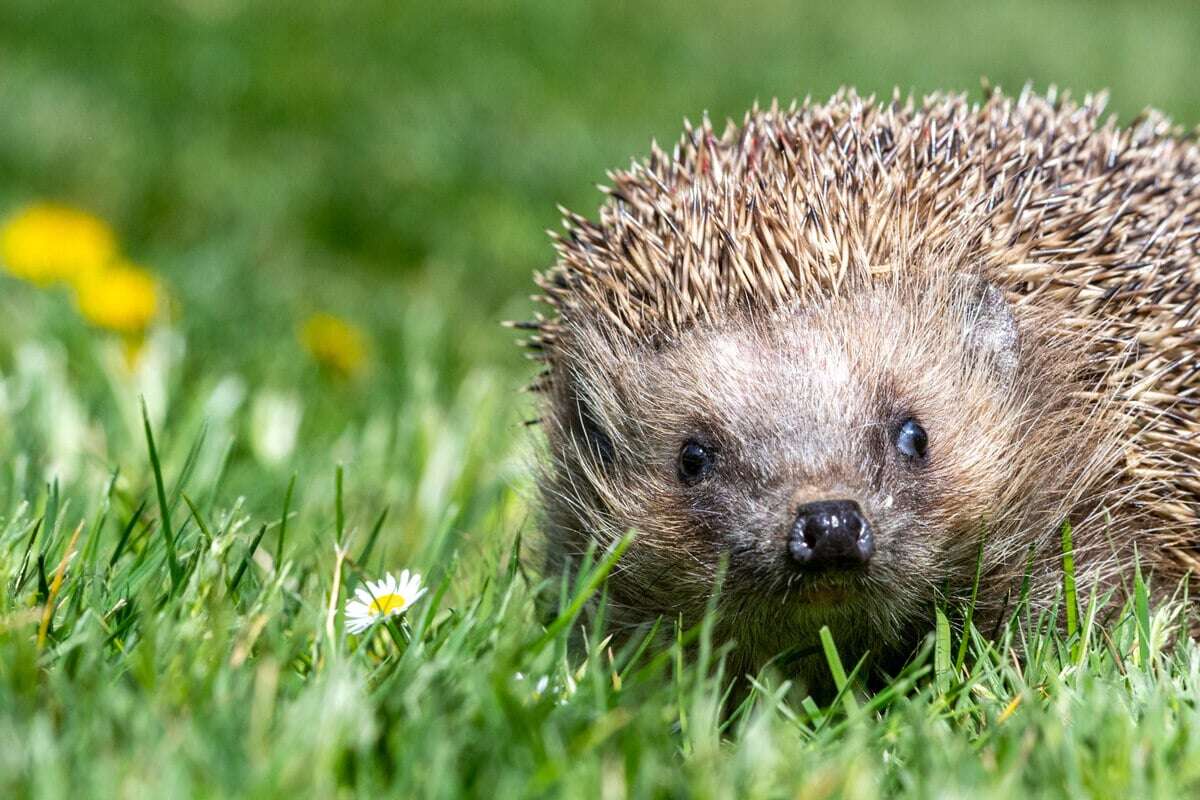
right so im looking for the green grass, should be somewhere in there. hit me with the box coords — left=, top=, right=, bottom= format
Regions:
left=0, top=1, right=1198, bottom=796
left=0, top=391, right=1198, bottom=798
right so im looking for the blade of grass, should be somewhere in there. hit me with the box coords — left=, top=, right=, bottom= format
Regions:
left=182, top=493, right=215, bottom=547
left=617, top=616, right=664, bottom=683
left=37, top=522, right=83, bottom=651
left=814, top=653, right=870, bottom=734
left=43, top=479, right=60, bottom=552
left=675, top=616, right=689, bottom=746
left=934, top=605, right=952, bottom=694
left=35, top=554, right=50, bottom=604
left=1078, top=588, right=1099, bottom=669
left=955, top=536, right=986, bottom=671
left=1134, top=548, right=1151, bottom=668
left=230, top=524, right=268, bottom=594
left=527, top=531, right=634, bottom=657
left=356, top=507, right=389, bottom=568
left=335, top=464, right=345, bottom=545
left=80, top=469, right=119, bottom=570
left=819, top=625, right=859, bottom=715
left=109, top=501, right=147, bottom=567
left=12, top=517, right=42, bottom=594
left=142, top=398, right=181, bottom=587
left=168, top=421, right=208, bottom=511
left=205, top=436, right=234, bottom=513
left=1061, top=520, right=1079, bottom=660
left=800, top=695, right=824, bottom=729
left=275, top=473, right=296, bottom=566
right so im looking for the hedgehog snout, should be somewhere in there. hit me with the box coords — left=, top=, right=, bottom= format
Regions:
left=787, top=499, right=875, bottom=568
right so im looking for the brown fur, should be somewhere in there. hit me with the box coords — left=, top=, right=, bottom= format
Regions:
left=511, top=87, right=1200, bottom=684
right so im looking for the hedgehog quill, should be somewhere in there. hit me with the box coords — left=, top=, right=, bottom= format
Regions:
left=512, top=87, right=1200, bottom=686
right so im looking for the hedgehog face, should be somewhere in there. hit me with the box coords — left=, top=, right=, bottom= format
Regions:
left=542, top=273, right=1075, bottom=656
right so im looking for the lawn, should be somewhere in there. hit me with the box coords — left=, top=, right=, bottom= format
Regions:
left=0, top=1, right=1198, bottom=796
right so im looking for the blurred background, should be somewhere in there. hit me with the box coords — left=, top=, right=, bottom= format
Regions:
left=0, top=0, right=1196, bottom=522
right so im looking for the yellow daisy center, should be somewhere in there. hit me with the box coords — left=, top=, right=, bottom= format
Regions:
left=368, top=593, right=407, bottom=615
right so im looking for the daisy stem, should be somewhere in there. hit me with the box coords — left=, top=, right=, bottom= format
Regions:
left=323, top=542, right=350, bottom=651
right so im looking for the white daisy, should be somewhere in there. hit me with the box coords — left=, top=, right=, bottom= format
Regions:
left=344, top=570, right=427, bottom=634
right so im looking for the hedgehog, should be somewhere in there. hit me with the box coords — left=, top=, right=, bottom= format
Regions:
left=511, top=87, right=1200, bottom=686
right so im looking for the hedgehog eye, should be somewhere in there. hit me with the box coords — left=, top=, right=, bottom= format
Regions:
left=894, top=418, right=928, bottom=461
left=677, top=440, right=715, bottom=484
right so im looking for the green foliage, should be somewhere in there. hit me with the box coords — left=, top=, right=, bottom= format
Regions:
left=0, top=407, right=1196, bottom=798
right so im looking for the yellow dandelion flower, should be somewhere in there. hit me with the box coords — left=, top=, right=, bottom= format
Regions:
left=300, top=313, right=368, bottom=378
left=1, top=203, right=118, bottom=285
left=74, top=261, right=160, bottom=335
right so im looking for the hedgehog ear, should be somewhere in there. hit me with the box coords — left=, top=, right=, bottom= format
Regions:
left=957, top=274, right=1020, bottom=382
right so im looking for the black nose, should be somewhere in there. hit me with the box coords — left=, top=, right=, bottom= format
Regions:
left=788, top=500, right=874, bottom=567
